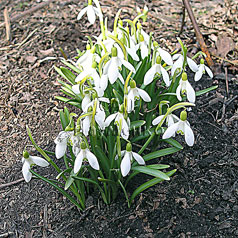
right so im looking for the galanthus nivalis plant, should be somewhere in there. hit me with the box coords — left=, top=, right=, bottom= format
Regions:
left=22, top=0, right=217, bottom=210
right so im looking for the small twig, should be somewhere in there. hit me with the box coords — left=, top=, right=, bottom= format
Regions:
left=210, top=53, right=238, bottom=66
left=0, top=178, right=25, bottom=189
left=0, top=232, right=14, bottom=238
left=224, top=67, right=229, bottom=98
left=178, top=5, right=186, bottom=36
left=0, top=0, right=55, bottom=28
left=4, top=7, right=11, bottom=41
left=182, top=0, right=214, bottom=67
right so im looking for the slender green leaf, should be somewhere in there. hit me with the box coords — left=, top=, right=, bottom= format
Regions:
left=130, top=120, right=146, bottom=130
left=61, top=60, right=81, bottom=74
left=56, top=168, right=72, bottom=179
left=129, top=169, right=176, bottom=204
left=61, top=67, right=76, bottom=84
left=94, top=145, right=110, bottom=176
left=118, top=180, right=130, bottom=207
left=196, top=85, right=218, bottom=96
left=162, top=138, right=183, bottom=149
left=147, top=164, right=170, bottom=170
left=143, top=147, right=180, bottom=162
left=131, top=128, right=154, bottom=143
left=131, top=166, right=170, bottom=180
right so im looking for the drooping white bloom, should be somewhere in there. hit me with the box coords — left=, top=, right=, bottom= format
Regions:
left=137, top=34, right=149, bottom=59
left=94, top=74, right=108, bottom=97
left=126, top=37, right=140, bottom=61
left=74, top=142, right=99, bottom=173
left=103, top=47, right=135, bottom=84
left=154, top=47, right=173, bottom=66
left=120, top=143, right=145, bottom=177
left=144, top=56, right=170, bottom=86
left=162, top=110, right=194, bottom=146
left=77, top=2, right=100, bottom=25
left=194, top=59, right=213, bottom=81
left=76, top=45, right=100, bottom=70
left=171, top=54, right=198, bottom=76
left=22, top=151, right=49, bottom=182
left=54, top=131, right=74, bottom=159
left=104, top=107, right=130, bottom=140
left=127, top=80, right=151, bottom=113
left=176, top=72, right=195, bottom=103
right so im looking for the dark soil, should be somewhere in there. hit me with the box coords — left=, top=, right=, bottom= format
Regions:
left=0, top=0, right=238, bottom=238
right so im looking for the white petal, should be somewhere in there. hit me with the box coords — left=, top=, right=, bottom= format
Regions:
left=72, top=84, right=80, bottom=94
left=82, top=116, right=91, bottom=136
left=30, top=156, right=49, bottom=167
left=82, top=94, right=91, bottom=112
left=74, top=150, right=84, bottom=173
left=118, top=73, right=125, bottom=84
left=160, top=66, right=170, bottom=87
left=194, top=65, right=204, bottom=81
left=132, top=152, right=145, bottom=165
left=205, top=66, right=213, bottom=78
left=77, top=7, right=87, bottom=20
left=140, top=42, right=148, bottom=59
left=108, top=58, right=119, bottom=84
left=184, top=122, right=195, bottom=146
left=144, top=65, right=157, bottom=85
left=162, top=122, right=179, bottom=139
left=171, top=56, right=183, bottom=76
left=86, top=149, right=99, bottom=170
left=158, top=48, right=173, bottom=66
left=172, top=54, right=181, bottom=60
left=137, top=88, right=151, bottom=102
left=176, top=82, right=182, bottom=101
left=121, top=118, right=129, bottom=140
left=126, top=47, right=139, bottom=61
left=127, top=90, right=135, bottom=113
left=104, top=113, right=117, bottom=127
left=187, top=57, right=199, bottom=72
left=75, top=71, right=88, bottom=83
left=95, top=107, right=105, bottom=129
left=185, top=81, right=196, bottom=103
left=152, top=115, right=164, bottom=126
left=87, top=5, right=96, bottom=25
left=99, top=97, right=110, bottom=103
left=22, top=162, right=32, bottom=183
left=120, top=152, right=131, bottom=177
left=121, top=60, right=136, bottom=73
left=55, top=142, right=67, bottom=159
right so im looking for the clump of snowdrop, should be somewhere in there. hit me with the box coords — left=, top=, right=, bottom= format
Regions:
left=22, top=1, right=216, bottom=210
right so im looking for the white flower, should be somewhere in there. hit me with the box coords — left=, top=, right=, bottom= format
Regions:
left=162, top=111, right=194, bottom=146
left=74, top=143, right=99, bottom=173
left=77, top=3, right=99, bottom=25
left=54, top=131, right=74, bottom=159
left=154, top=47, right=173, bottom=66
left=171, top=54, right=198, bottom=76
left=104, top=109, right=130, bottom=140
left=195, top=59, right=213, bottom=81
left=127, top=80, right=151, bottom=113
left=81, top=113, right=92, bottom=137
left=103, top=47, right=135, bottom=84
left=120, top=144, right=145, bottom=177
left=176, top=72, right=195, bottom=103
left=137, top=38, right=149, bottom=60
left=144, top=56, right=170, bottom=86
left=94, top=74, right=108, bottom=97
left=126, top=37, right=139, bottom=61
left=22, top=152, right=49, bottom=182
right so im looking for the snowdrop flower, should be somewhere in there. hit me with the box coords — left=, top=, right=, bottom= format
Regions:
left=77, top=0, right=100, bottom=25
left=76, top=45, right=100, bottom=70
left=144, top=56, right=170, bottom=86
left=162, top=110, right=194, bottom=146
left=153, top=41, right=173, bottom=66
left=103, top=47, right=135, bottom=84
left=81, top=106, right=93, bottom=136
left=22, top=151, right=49, bottom=182
left=104, top=105, right=130, bottom=140
left=137, top=34, right=149, bottom=59
left=54, top=131, right=74, bottom=159
left=120, top=143, right=145, bottom=177
left=127, top=80, right=151, bottom=113
left=195, top=58, right=213, bottom=81
left=171, top=54, right=198, bottom=76
left=74, top=142, right=99, bottom=173
left=125, top=35, right=140, bottom=61
left=176, top=72, right=196, bottom=103
left=94, top=74, right=108, bottom=97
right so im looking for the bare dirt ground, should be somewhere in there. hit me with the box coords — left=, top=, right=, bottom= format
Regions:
left=0, top=0, right=238, bottom=237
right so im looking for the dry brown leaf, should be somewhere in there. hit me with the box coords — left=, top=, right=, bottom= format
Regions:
left=216, top=34, right=235, bottom=57
left=25, top=55, right=38, bottom=64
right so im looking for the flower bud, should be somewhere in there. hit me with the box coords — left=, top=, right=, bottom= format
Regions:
left=23, top=150, right=29, bottom=159
left=91, top=45, right=96, bottom=54
left=180, top=110, right=187, bottom=121
left=200, top=58, right=204, bottom=64
left=88, top=0, right=92, bottom=5
left=88, top=106, right=93, bottom=113
left=139, top=34, right=144, bottom=42
left=111, top=46, right=118, bottom=57
left=153, top=41, right=159, bottom=48
left=91, top=60, right=97, bottom=69
left=156, top=56, right=162, bottom=64
left=126, top=143, right=132, bottom=152
left=129, top=79, right=136, bottom=89
left=86, top=44, right=91, bottom=50
left=182, top=72, right=187, bottom=81
left=80, top=141, right=87, bottom=150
